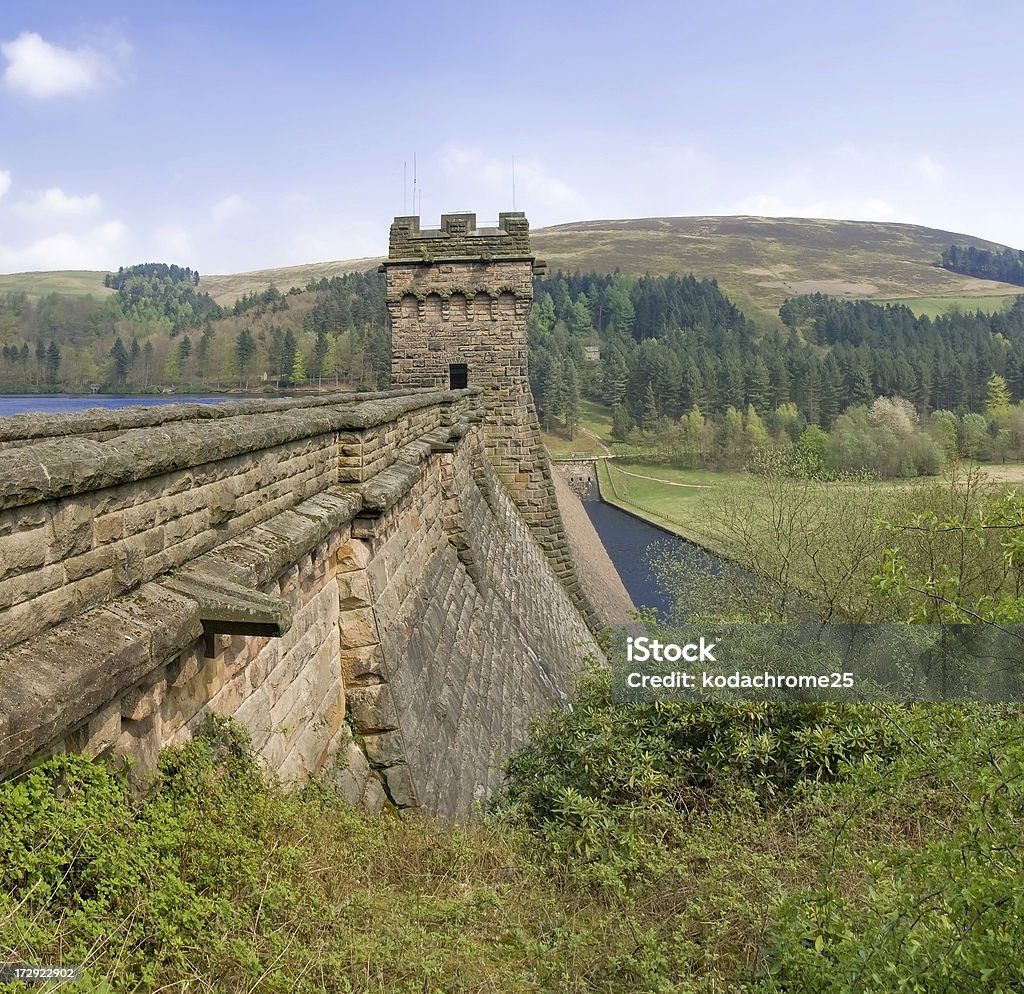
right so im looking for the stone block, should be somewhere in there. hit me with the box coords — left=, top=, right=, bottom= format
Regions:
left=340, top=644, right=387, bottom=684
left=346, top=684, right=399, bottom=733
left=45, top=502, right=94, bottom=561
left=380, top=761, right=417, bottom=808
left=93, top=511, right=125, bottom=546
left=83, top=702, right=121, bottom=759
left=338, top=607, right=379, bottom=649
left=166, top=646, right=202, bottom=688
left=121, top=678, right=167, bottom=721
left=362, top=730, right=407, bottom=768
left=117, top=711, right=163, bottom=786
left=335, top=538, right=371, bottom=573
left=337, top=572, right=372, bottom=610
left=0, top=527, right=46, bottom=579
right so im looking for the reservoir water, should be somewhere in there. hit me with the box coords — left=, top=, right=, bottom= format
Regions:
left=0, top=395, right=239, bottom=417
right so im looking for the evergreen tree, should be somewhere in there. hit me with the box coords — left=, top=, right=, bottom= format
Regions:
left=110, top=338, right=130, bottom=384
left=45, top=341, right=60, bottom=384
left=235, top=329, right=258, bottom=388
left=641, top=383, right=660, bottom=432
left=563, top=358, right=580, bottom=440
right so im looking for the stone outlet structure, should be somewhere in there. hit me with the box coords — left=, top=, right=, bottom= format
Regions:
left=0, top=212, right=604, bottom=816
left=385, top=213, right=596, bottom=623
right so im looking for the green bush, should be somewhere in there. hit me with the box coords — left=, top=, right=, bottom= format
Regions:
left=757, top=717, right=1024, bottom=992
left=497, top=664, right=903, bottom=880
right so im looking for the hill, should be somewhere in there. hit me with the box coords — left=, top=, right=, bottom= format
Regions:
left=0, top=270, right=116, bottom=299
left=2, top=217, right=1020, bottom=323
left=530, top=215, right=1022, bottom=326
left=197, top=257, right=384, bottom=306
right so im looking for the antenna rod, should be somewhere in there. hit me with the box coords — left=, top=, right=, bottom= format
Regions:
left=512, top=153, right=516, bottom=211
left=413, top=152, right=417, bottom=217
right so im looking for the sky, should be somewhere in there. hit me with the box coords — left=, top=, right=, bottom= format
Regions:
left=0, top=0, right=1022, bottom=275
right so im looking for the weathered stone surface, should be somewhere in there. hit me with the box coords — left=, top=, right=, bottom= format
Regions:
left=385, top=213, right=599, bottom=627
left=346, top=684, right=400, bottom=733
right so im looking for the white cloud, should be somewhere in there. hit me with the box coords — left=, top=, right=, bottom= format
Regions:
left=916, top=153, right=946, bottom=187
left=153, top=224, right=194, bottom=260
left=731, top=193, right=905, bottom=224
left=14, top=187, right=102, bottom=219
left=1, top=31, right=117, bottom=98
left=0, top=220, right=130, bottom=272
left=0, top=170, right=10, bottom=199
left=440, top=145, right=582, bottom=214
left=210, top=194, right=248, bottom=224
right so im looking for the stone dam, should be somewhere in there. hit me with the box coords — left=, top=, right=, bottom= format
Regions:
left=0, top=212, right=613, bottom=817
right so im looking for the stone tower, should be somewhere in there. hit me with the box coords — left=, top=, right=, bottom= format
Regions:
left=384, top=212, right=594, bottom=621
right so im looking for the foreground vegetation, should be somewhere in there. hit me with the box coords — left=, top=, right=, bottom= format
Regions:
left=2, top=690, right=1021, bottom=992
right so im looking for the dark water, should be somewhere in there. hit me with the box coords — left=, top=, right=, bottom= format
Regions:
left=0, top=394, right=239, bottom=417
left=583, top=499, right=723, bottom=617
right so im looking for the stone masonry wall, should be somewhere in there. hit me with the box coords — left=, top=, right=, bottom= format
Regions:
left=337, top=423, right=601, bottom=817
left=386, top=213, right=600, bottom=628
left=0, top=392, right=600, bottom=816
left=0, top=391, right=477, bottom=654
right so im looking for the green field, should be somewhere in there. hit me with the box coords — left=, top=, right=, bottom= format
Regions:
left=0, top=270, right=114, bottom=299
left=869, top=293, right=1019, bottom=318
left=542, top=398, right=617, bottom=457
left=595, top=459, right=758, bottom=551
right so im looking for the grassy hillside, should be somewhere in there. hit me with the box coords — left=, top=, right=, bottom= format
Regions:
left=0, top=270, right=115, bottom=299
left=532, top=216, right=1022, bottom=326
left=198, top=257, right=384, bottom=306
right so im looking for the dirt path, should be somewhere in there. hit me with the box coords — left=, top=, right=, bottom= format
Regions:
left=579, top=425, right=613, bottom=457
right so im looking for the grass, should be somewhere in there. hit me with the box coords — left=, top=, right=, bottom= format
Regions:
left=197, top=257, right=383, bottom=306
left=542, top=399, right=618, bottom=458
left=868, top=293, right=1019, bottom=318
left=596, top=458, right=750, bottom=550
left=0, top=271, right=114, bottom=299
left=2, top=700, right=1013, bottom=992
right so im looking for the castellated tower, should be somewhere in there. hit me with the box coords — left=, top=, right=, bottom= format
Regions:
left=385, top=212, right=594, bottom=620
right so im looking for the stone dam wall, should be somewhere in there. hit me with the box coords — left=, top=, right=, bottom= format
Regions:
left=0, top=391, right=601, bottom=815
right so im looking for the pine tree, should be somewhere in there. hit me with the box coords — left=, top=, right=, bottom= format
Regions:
left=563, top=358, right=580, bottom=440
left=641, top=383, right=660, bottom=432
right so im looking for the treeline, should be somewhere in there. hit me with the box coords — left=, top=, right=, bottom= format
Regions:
left=0, top=269, right=390, bottom=394
left=529, top=273, right=1024, bottom=438
left=631, top=387, right=1024, bottom=478
left=941, top=243, right=1024, bottom=287
left=103, top=262, right=223, bottom=330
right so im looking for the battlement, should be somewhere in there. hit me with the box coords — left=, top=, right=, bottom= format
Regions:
left=388, top=212, right=532, bottom=261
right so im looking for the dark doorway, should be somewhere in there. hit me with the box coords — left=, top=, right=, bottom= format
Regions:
left=449, top=363, right=468, bottom=389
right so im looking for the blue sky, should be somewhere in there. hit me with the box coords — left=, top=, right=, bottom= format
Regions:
left=1, top=0, right=1021, bottom=274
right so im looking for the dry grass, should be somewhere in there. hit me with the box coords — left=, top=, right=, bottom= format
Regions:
left=532, top=215, right=1021, bottom=327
